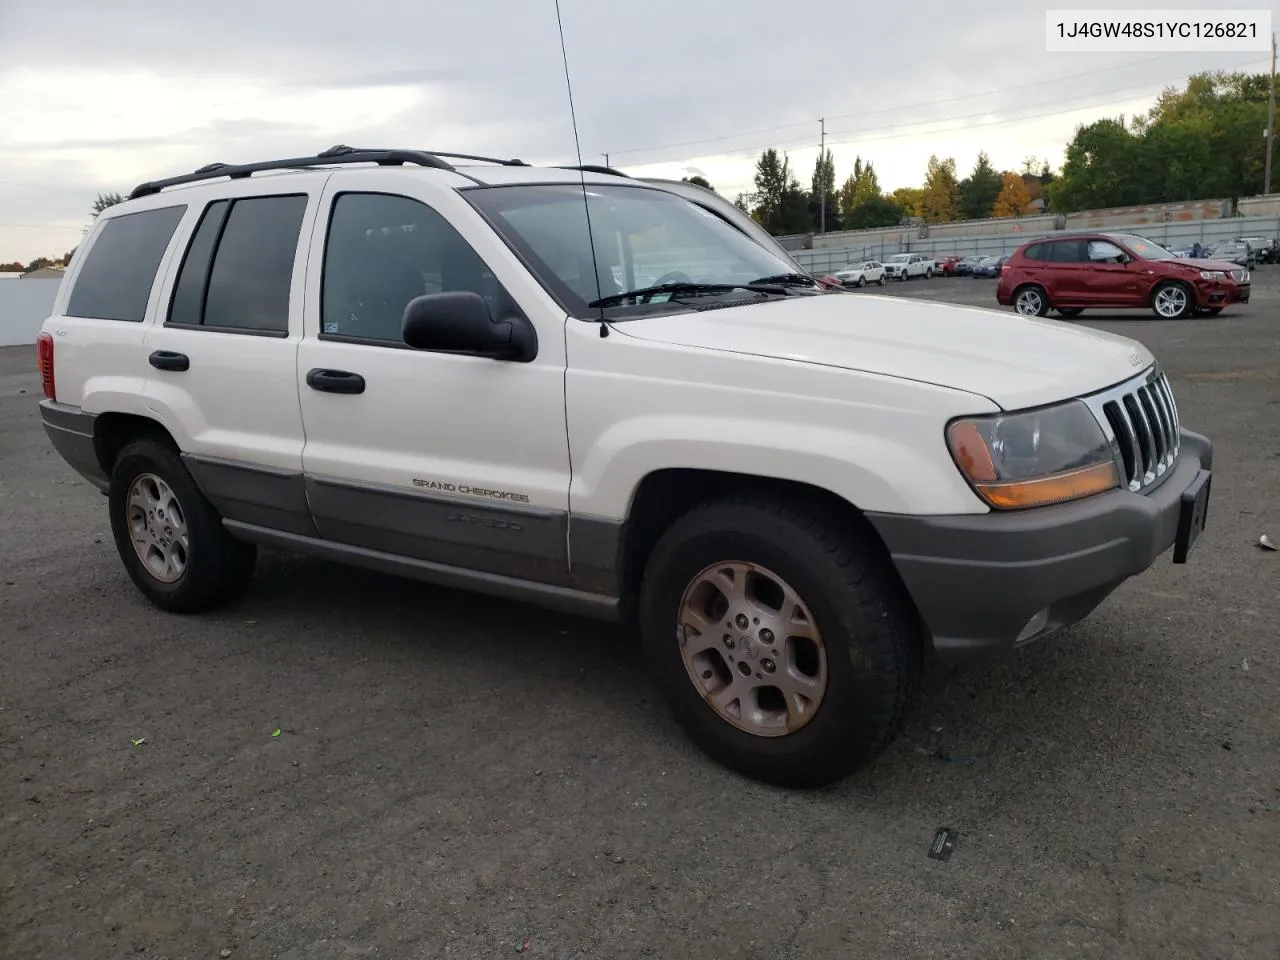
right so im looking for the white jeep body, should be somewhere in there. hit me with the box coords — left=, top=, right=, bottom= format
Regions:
left=35, top=150, right=1214, bottom=785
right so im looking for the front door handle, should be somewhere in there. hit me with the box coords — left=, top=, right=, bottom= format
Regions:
left=306, top=368, right=366, bottom=395
left=148, top=350, right=189, bottom=372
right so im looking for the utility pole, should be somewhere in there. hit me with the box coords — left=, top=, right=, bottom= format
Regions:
left=1265, top=32, right=1276, bottom=195
left=819, top=118, right=826, bottom=235
left=603, top=153, right=610, bottom=167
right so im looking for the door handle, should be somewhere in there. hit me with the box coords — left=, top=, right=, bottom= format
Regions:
left=306, top=368, right=366, bottom=395
left=148, top=350, right=189, bottom=372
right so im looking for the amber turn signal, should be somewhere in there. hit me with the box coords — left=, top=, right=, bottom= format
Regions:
left=972, top=461, right=1120, bottom=510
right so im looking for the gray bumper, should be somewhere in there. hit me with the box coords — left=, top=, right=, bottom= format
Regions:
left=39, top=400, right=108, bottom=492
left=867, top=429, right=1213, bottom=662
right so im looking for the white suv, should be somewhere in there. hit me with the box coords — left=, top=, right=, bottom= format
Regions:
left=36, top=146, right=1214, bottom=787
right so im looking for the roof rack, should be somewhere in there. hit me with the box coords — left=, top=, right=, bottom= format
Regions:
left=558, top=164, right=631, bottom=178
left=128, top=145, right=461, bottom=199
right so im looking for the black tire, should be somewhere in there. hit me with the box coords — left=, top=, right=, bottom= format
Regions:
left=1196, top=307, right=1223, bottom=316
left=1012, top=284, right=1050, bottom=317
left=877, top=276, right=885, bottom=286
left=925, top=268, right=934, bottom=279
left=856, top=277, right=866, bottom=287
left=637, top=497, right=923, bottom=788
left=108, top=438, right=256, bottom=613
left=1056, top=308, right=1084, bottom=318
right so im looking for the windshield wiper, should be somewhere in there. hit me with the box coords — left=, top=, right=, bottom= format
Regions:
left=749, top=272, right=821, bottom=287
left=588, top=281, right=787, bottom=309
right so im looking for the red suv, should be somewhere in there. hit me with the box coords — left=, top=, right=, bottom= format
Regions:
left=996, top=232, right=1250, bottom=319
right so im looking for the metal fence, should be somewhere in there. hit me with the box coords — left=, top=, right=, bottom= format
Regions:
left=793, top=215, right=1280, bottom=274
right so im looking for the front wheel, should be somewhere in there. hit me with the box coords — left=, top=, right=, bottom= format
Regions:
left=1151, top=281, right=1193, bottom=319
left=924, top=268, right=933, bottom=279
left=856, top=277, right=866, bottom=287
left=877, top=276, right=885, bottom=286
left=638, top=499, right=922, bottom=788
left=1013, top=284, right=1050, bottom=317
left=108, top=439, right=257, bottom=613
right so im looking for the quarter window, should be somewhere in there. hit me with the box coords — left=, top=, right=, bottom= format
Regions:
left=66, top=205, right=187, bottom=322
left=321, top=192, right=501, bottom=343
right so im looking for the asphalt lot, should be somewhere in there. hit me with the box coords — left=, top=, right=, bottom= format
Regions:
left=2, top=272, right=1278, bottom=960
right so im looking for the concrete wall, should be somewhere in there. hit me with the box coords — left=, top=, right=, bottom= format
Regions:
left=0, top=279, right=60, bottom=347
left=793, top=214, right=1280, bottom=275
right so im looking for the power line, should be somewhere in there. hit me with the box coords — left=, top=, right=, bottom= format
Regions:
left=601, top=52, right=1199, bottom=159
left=623, top=57, right=1271, bottom=169
left=604, top=52, right=1264, bottom=161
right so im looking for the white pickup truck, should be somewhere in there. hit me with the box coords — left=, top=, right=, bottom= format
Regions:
left=36, top=147, right=1213, bottom=787
left=882, top=252, right=934, bottom=281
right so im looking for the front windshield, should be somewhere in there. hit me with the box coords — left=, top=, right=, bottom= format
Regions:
left=888, top=254, right=910, bottom=263
left=465, top=183, right=798, bottom=317
left=1111, top=234, right=1174, bottom=260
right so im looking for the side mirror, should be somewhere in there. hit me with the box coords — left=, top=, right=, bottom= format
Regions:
left=401, top=291, right=535, bottom=361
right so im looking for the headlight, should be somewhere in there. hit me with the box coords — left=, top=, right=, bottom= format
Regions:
left=946, top=401, right=1120, bottom=510
left=1199, top=270, right=1227, bottom=281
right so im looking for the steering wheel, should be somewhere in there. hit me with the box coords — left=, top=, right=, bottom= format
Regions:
left=652, top=271, right=692, bottom=286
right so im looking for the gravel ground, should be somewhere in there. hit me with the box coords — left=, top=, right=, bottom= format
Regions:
left=1, top=270, right=1278, bottom=960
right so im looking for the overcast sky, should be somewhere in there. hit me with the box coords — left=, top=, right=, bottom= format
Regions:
left=0, top=0, right=1273, bottom=262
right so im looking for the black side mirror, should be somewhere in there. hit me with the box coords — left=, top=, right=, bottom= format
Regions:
left=401, top=291, right=536, bottom=362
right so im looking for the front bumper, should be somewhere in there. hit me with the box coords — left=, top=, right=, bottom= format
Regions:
left=1197, top=280, right=1250, bottom=306
left=867, top=429, right=1213, bottom=661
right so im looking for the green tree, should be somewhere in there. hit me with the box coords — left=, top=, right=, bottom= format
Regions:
left=24, top=257, right=54, bottom=272
left=957, top=152, right=1003, bottom=220
left=809, top=148, right=841, bottom=231
left=919, top=155, right=961, bottom=222
left=92, top=191, right=125, bottom=219
left=681, top=175, right=715, bottom=192
left=752, top=149, right=811, bottom=235
left=837, top=156, right=881, bottom=222
left=843, top=195, right=903, bottom=229
left=890, top=186, right=924, bottom=217
left=0, top=261, right=24, bottom=272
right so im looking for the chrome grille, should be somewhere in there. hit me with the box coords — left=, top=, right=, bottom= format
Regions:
left=1082, top=366, right=1181, bottom=492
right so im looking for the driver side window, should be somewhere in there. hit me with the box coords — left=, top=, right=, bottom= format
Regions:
left=321, top=192, right=502, bottom=344
left=1088, top=240, right=1127, bottom=263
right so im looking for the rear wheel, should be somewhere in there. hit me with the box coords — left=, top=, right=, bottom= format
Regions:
left=1151, top=281, right=1193, bottom=319
left=877, top=276, right=885, bottom=286
left=925, top=268, right=934, bottom=279
left=1013, top=284, right=1050, bottom=317
left=638, top=498, right=922, bottom=788
left=108, top=439, right=257, bottom=613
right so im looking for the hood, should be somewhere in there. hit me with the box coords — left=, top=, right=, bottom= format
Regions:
left=614, top=292, right=1155, bottom=410
left=1171, top=257, right=1246, bottom=272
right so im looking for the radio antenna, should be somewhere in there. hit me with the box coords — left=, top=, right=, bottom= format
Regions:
left=553, top=0, right=609, bottom=337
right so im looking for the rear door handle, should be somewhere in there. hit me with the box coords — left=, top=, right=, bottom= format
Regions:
left=148, top=350, right=189, bottom=372
left=306, top=368, right=366, bottom=395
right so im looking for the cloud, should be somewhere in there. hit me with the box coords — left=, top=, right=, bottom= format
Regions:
left=0, top=0, right=1266, bottom=260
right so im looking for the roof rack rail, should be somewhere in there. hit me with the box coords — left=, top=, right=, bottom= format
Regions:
left=558, top=164, right=631, bottom=178
left=321, top=146, right=528, bottom=166
left=127, top=145, right=459, bottom=200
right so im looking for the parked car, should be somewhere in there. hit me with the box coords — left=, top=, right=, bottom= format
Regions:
left=36, top=146, right=1214, bottom=788
left=1236, top=236, right=1274, bottom=264
left=882, top=253, right=934, bottom=281
left=935, top=255, right=963, bottom=276
left=997, top=232, right=1250, bottom=319
left=953, top=256, right=984, bottom=277
left=833, top=260, right=886, bottom=287
left=1208, top=241, right=1254, bottom=269
left=970, top=256, right=1006, bottom=278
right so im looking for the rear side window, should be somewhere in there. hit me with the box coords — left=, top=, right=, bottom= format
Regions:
left=166, top=194, right=307, bottom=335
left=1046, top=240, right=1087, bottom=263
left=65, top=205, right=186, bottom=322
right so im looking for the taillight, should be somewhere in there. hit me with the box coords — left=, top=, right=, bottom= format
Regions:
left=1000, top=263, right=1011, bottom=275
left=36, top=332, right=55, bottom=401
